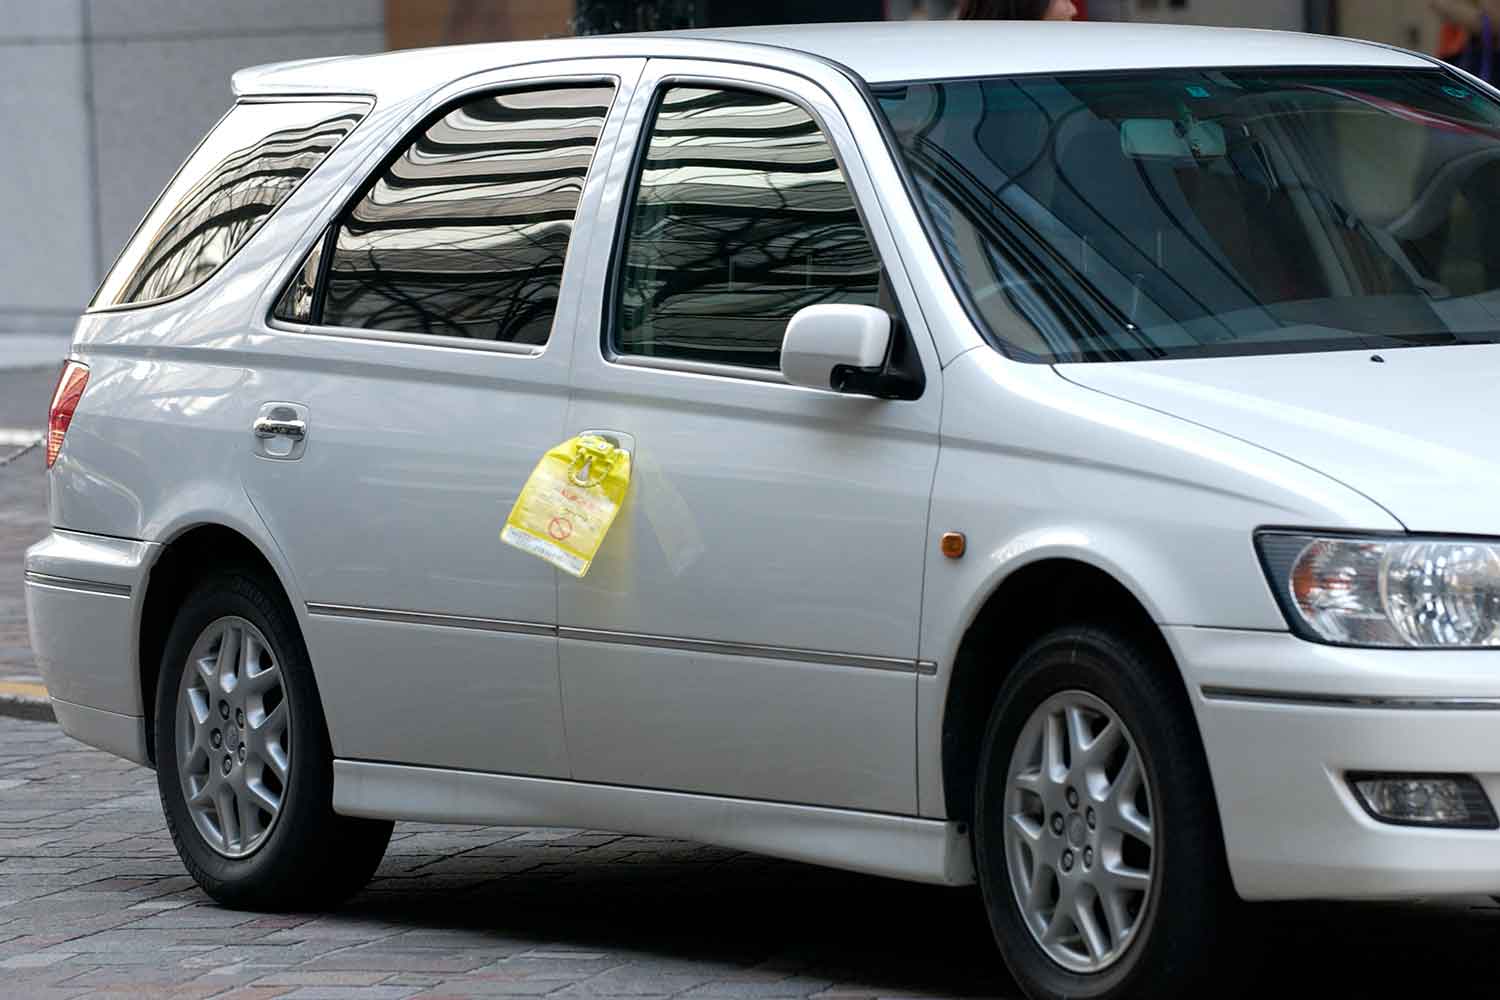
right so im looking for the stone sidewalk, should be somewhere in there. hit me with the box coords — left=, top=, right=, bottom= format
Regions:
left=1, top=715, right=1499, bottom=999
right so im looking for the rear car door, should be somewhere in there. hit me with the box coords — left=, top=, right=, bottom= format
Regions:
left=557, top=60, right=944, bottom=815
left=241, top=59, right=643, bottom=776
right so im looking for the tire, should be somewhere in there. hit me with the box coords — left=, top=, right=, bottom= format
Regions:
left=973, top=626, right=1237, bottom=1000
left=154, top=569, right=392, bottom=910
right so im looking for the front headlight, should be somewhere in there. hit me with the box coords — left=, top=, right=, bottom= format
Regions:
left=1256, top=532, right=1500, bottom=648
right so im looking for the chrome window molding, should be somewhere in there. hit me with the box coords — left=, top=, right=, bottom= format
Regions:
left=23, top=572, right=132, bottom=598
left=606, top=352, right=792, bottom=386
left=264, top=320, right=550, bottom=358
left=306, top=602, right=932, bottom=674
left=1201, top=686, right=1500, bottom=711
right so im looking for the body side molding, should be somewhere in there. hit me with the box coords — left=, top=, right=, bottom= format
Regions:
left=308, top=603, right=933, bottom=674
left=1202, top=686, right=1500, bottom=711
left=333, top=759, right=975, bottom=886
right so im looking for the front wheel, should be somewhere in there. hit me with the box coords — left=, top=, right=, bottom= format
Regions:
left=155, top=570, right=392, bottom=910
left=974, top=626, right=1238, bottom=1000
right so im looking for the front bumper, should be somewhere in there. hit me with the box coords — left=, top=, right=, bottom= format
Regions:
left=24, top=529, right=155, bottom=765
left=1170, top=626, right=1500, bottom=901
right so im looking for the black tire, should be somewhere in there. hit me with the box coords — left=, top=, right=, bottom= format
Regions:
left=154, top=569, right=392, bottom=910
left=974, top=626, right=1238, bottom=1000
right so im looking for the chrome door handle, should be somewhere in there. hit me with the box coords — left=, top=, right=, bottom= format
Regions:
left=252, top=417, right=306, bottom=441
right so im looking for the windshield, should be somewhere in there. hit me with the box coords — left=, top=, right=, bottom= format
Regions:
left=875, top=69, right=1500, bottom=362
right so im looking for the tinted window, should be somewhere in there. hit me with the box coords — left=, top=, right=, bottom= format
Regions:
left=615, top=87, right=881, bottom=369
left=321, top=84, right=615, bottom=344
left=877, top=70, right=1500, bottom=362
left=93, top=101, right=364, bottom=309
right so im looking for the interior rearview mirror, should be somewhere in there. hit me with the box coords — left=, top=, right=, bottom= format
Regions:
left=1120, top=118, right=1227, bottom=161
left=780, top=304, right=893, bottom=395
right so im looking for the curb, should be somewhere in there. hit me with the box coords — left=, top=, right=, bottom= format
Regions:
left=0, top=682, right=55, bottom=723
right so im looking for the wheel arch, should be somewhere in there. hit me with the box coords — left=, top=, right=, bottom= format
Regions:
left=939, top=555, right=1208, bottom=826
left=138, top=521, right=307, bottom=765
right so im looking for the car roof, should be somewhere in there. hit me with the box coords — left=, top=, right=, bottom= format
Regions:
left=233, top=20, right=1432, bottom=101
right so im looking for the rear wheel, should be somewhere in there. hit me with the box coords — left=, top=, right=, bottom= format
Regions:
left=974, top=626, right=1237, bottom=1000
left=154, top=570, right=391, bottom=910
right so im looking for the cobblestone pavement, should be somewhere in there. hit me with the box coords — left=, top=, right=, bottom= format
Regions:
left=0, top=716, right=1499, bottom=999
left=1, top=366, right=55, bottom=687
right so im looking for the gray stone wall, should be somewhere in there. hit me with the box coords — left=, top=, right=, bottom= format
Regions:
left=0, top=0, right=384, bottom=336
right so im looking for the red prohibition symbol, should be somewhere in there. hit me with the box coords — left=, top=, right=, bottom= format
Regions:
left=548, top=516, right=573, bottom=541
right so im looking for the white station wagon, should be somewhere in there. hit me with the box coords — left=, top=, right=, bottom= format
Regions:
left=26, top=20, right=1500, bottom=999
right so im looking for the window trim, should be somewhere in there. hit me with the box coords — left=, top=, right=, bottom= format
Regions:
left=601, top=74, right=918, bottom=389
left=266, top=74, right=623, bottom=356
left=88, top=93, right=374, bottom=315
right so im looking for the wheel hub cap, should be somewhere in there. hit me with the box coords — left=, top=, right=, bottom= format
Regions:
left=174, top=616, right=291, bottom=859
left=1002, top=690, right=1156, bottom=975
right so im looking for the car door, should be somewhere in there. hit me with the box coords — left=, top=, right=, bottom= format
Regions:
left=557, top=60, right=943, bottom=815
left=241, top=59, right=643, bottom=776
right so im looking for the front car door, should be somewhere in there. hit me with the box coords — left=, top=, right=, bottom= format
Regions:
left=242, top=59, right=643, bottom=776
left=558, top=60, right=944, bottom=815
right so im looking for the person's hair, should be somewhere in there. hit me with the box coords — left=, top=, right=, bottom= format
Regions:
left=957, top=0, right=1051, bottom=18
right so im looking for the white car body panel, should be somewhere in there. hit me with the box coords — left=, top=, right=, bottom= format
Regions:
left=1059, top=346, right=1500, bottom=535
left=912, top=348, right=1406, bottom=817
left=25, top=22, right=1500, bottom=898
left=236, top=58, right=645, bottom=774
left=229, top=22, right=1426, bottom=96
left=554, top=58, right=941, bottom=815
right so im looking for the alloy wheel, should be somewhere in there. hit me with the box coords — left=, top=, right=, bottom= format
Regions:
left=174, top=616, right=291, bottom=859
left=1002, top=689, right=1156, bottom=974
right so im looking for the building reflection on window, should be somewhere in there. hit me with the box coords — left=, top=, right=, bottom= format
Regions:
left=616, top=87, right=881, bottom=370
left=108, top=105, right=364, bottom=307
left=322, top=85, right=615, bottom=344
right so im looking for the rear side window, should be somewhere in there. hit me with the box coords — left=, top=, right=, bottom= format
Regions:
left=614, top=86, right=881, bottom=370
left=314, top=83, right=616, bottom=345
left=92, top=100, right=366, bottom=310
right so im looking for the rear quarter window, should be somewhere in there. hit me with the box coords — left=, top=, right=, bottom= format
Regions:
left=91, top=99, right=367, bottom=311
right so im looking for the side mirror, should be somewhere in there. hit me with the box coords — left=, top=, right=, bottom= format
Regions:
left=780, top=304, right=892, bottom=395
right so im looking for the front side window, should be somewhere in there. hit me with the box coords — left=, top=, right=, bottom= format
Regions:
left=318, top=84, right=615, bottom=345
left=92, top=100, right=365, bottom=310
left=614, top=86, right=881, bottom=370
left=876, top=69, right=1500, bottom=362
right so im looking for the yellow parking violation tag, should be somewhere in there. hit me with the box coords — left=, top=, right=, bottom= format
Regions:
left=501, top=434, right=631, bottom=578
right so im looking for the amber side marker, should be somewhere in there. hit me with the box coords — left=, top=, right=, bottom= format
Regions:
left=941, top=532, right=966, bottom=559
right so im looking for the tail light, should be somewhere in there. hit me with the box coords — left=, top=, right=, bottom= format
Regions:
left=46, top=360, right=89, bottom=469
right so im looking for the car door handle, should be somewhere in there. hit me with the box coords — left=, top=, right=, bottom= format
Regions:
left=578, top=429, right=635, bottom=454
left=252, top=416, right=306, bottom=441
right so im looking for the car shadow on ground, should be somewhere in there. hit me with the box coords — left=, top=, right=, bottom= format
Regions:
left=323, top=835, right=1500, bottom=998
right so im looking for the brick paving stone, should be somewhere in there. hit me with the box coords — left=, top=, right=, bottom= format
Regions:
left=273, top=989, right=423, bottom=1000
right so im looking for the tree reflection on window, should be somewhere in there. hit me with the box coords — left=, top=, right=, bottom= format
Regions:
left=616, top=87, right=882, bottom=369
left=323, top=85, right=616, bottom=344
